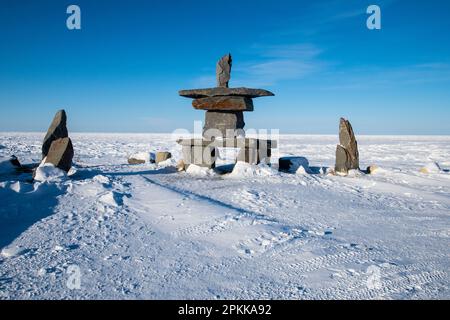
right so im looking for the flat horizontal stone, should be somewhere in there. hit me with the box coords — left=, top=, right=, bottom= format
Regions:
left=177, top=138, right=277, bottom=149
left=179, top=87, right=274, bottom=99
left=192, top=96, right=254, bottom=111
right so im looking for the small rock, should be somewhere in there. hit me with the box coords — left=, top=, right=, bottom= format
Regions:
left=128, top=158, right=146, bottom=165
left=155, top=152, right=172, bottom=164
left=177, top=159, right=186, bottom=172
left=367, top=165, right=379, bottom=174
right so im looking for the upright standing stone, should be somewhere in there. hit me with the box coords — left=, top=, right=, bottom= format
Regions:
left=335, top=118, right=359, bottom=174
left=45, top=137, right=74, bottom=172
left=42, top=110, right=68, bottom=159
left=216, top=54, right=232, bottom=88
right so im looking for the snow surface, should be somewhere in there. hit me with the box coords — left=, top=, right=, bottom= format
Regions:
left=0, top=132, right=449, bottom=300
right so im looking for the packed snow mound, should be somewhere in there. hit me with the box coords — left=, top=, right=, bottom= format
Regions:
left=157, top=157, right=177, bottom=167
left=296, top=165, right=309, bottom=175
left=33, top=163, right=67, bottom=182
left=229, top=161, right=278, bottom=178
left=186, top=164, right=215, bottom=176
left=420, top=162, right=441, bottom=174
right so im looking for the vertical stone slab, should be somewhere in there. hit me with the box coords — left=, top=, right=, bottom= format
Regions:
left=216, top=53, right=232, bottom=88
left=42, top=110, right=68, bottom=159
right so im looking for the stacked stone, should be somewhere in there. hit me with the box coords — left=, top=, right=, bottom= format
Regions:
left=178, top=54, right=275, bottom=168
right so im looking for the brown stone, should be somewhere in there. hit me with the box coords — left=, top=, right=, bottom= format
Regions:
left=179, top=87, right=274, bottom=99
left=192, top=96, right=254, bottom=111
left=45, top=137, right=74, bottom=172
left=155, top=152, right=172, bottom=164
left=128, top=158, right=146, bottom=165
left=42, top=110, right=68, bottom=159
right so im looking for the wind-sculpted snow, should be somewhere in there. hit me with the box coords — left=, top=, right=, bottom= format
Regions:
left=0, top=133, right=449, bottom=299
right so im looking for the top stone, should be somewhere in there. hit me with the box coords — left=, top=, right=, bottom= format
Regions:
left=216, top=53, right=232, bottom=88
left=42, top=109, right=69, bottom=159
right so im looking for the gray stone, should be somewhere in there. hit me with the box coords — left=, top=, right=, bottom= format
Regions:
left=203, top=111, right=245, bottom=138
left=237, top=146, right=271, bottom=165
left=182, top=145, right=217, bottom=168
left=179, top=87, right=274, bottom=99
left=335, top=145, right=352, bottom=174
left=335, top=118, right=359, bottom=174
left=192, top=96, right=254, bottom=111
left=42, top=110, right=69, bottom=159
left=338, top=118, right=359, bottom=170
left=155, top=151, right=172, bottom=164
left=216, top=53, right=232, bottom=88
left=45, top=137, right=74, bottom=172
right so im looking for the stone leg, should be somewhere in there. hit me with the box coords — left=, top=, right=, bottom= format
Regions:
left=182, top=145, right=217, bottom=169
left=237, top=146, right=271, bottom=165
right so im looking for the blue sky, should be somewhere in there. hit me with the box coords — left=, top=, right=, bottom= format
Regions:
left=0, top=0, right=450, bottom=134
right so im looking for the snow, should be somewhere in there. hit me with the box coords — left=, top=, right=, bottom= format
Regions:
left=0, top=132, right=449, bottom=300
left=129, top=152, right=154, bottom=163
left=33, top=162, right=67, bottom=182
left=229, top=161, right=278, bottom=178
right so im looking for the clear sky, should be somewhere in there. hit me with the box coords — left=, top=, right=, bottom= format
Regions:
left=1, top=0, right=450, bottom=134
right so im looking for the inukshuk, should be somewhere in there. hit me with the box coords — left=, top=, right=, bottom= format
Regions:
left=178, top=54, right=276, bottom=169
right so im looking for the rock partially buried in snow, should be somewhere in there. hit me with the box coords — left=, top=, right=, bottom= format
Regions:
left=42, top=110, right=69, bottom=159
left=44, top=137, right=74, bottom=172
left=420, top=162, right=441, bottom=174
left=1, top=245, right=28, bottom=258
left=177, top=160, right=186, bottom=172
left=128, top=158, right=146, bottom=165
left=155, top=152, right=172, bottom=164
left=367, top=165, right=380, bottom=174
left=279, top=157, right=310, bottom=173
left=128, top=152, right=154, bottom=164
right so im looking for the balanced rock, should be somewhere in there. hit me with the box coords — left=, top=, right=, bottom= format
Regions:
left=335, top=118, right=359, bottom=174
left=44, top=137, right=74, bottom=172
left=192, top=96, right=254, bottom=111
left=216, top=53, right=232, bottom=88
left=42, top=110, right=69, bottom=159
left=155, top=151, right=172, bottom=164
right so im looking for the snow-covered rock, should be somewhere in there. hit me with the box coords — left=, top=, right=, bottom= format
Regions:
left=128, top=152, right=155, bottom=164
left=33, top=163, right=67, bottom=182
left=229, top=161, right=277, bottom=178
left=279, top=156, right=311, bottom=173
left=186, top=164, right=215, bottom=176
